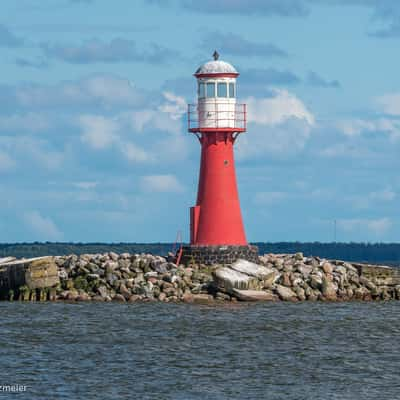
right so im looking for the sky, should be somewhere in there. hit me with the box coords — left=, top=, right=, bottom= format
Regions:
left=2, top=0, right=400, bottom=243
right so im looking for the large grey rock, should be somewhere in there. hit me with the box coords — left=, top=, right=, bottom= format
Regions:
left=294, top=252, right=303, bottom=261
left=104, top=261, right=118, bottom=273
left=294, top=286, right=306, bottom=301
left=230, top=259, right=276, bottom=280
left=0, top=257, right=59, bottom=290
left=296, top=264, right=312, bottom=278
left=0, top=257, right=16, bottom=264
left=152, top=262, right=168, bottom=274
left=275, top=285, right=298, bottom=301
left=231, top=289, right=277, bottom=302
left=263, top=271, right=281, bottom=288
left=322, top=262, right=333, bottom=274
left=213, top=267, right=260, bottom=292
left=310, top=274, right=322, bottom=290
left=97, top=285, right=108, bottom=298
left=359, top=276, right=376, bottom=291
left=321, top=277, right=337, bottom=300
left=182, top=293, right=214, bottom=303
left=354, top=263, right=400, bottom=286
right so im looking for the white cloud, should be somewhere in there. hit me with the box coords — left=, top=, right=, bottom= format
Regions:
left=237, top=118, right=313, bottom=159
left=337, top=119, right=377, bottom=136
left=319, top=143, right=367, bottom=158
left=254, top=191, right=287, bottom=205
left=14, top=75, right=146, bottom=109
left=42, top=38, right=178, bottom=64
left=79, top=114, right=119, bottom=149
left=245, top=89, right=315, bottom=126
left=0, top=151, right=15, bottom=172
left=158, top=91, right=187, bottom=120
left=236, top=89, right=315, bottom=159
left=349, top=188, right=396, bottom=210
left=81, top=75, right=143, bottom=106
left=23, top=210, right=63, bottom=240
left=336, top=93, right=400, bottom=142
left=337, top=217, right=392, bottom=236
left=140, top=174, right=184, bottom=193
left=369, top=188, right=396, bottom=202
left=28, top=139, right=65, bottom=170
left=124, top=109, right=181, bottom=135
left=337, top=118, right=400, bottom=139
left=77, top=90, right=187, bottom=162
left=0, top=112, right=50, bottom=133
left=123, top=91, right=186, bottom=135
left=120, top=142, right=151, bottom=163
left=376, top=93, right=400, bottom=116
left=0, top=136, right=65, bottom=170
left=73, top=181, right=98, bottom=190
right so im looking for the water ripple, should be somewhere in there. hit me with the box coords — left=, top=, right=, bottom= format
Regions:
left=0, top=302, right=400, bottom=399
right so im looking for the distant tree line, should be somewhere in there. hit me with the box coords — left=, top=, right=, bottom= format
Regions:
left=1, top=242, right=400, bottom=265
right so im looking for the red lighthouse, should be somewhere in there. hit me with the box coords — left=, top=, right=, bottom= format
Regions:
left=182, top=52, right=258, bottom=265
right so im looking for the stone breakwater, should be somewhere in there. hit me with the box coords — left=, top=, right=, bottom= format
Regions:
left=51, top=252, right=400, bottom=302
left=1, top=252, right=400, bottom=302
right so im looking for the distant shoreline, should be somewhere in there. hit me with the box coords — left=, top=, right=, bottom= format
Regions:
left=1, top=242, right=399, bottom=266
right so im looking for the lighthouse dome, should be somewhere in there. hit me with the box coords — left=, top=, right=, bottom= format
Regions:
left=195, top=60, right=238, bottom=75
left=194, top=51, right=239, bottom=77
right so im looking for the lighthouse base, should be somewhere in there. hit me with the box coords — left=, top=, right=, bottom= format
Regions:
left=180, top=245, right=259, bottom=266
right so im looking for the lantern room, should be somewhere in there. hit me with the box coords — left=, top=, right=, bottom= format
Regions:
left=188, top=51, right=246, bottom=133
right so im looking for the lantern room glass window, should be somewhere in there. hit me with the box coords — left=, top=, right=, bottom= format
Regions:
left=229, top=82, right=235, bottom=98
left=199, top=82, right=205, bottom=98
left=206, top=82, right=215, bottom=97
left=217, top=82, right=228, bottom=97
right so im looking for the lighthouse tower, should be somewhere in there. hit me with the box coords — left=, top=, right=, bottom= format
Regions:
left=182, top=52, right=258, bottom=265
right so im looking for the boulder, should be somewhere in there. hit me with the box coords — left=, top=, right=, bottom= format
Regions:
left=151, top=262, right=168, bottom=274
left=192, top=294, right=214, bottom=303
left=109, top=252, right=119, bottom=261
left=275, top=285, right=298, bottom=301
left=215, top=292, right=231, bottom=301
left=112, top=294, right=126, bottom=302
left=97, top=285, right=108, bottom=298
left=0, top=257, right=59, bottom=291
left=91, top=295, right=105, bottom=302
left=0, top=257, right=16, bottom=264
left=230, top=259, right=276, bottom=280
left=294, top=286, right=306, bottom=301
left=322, top=262, right=333, bottom=274
left=213, top=267, right=260, bottom=292
left=294, top=252, right=304, bottom=261
left=128, top=295, right=140, bottom=303
left=119, top=283, right=131, bottom=300
left=263, top=271, right=280, bottom=288
left=281, top=272, right=291, bottom=287
left=65, top=290, right=78, bottom=301
left=355, top=264, right=400, bottom=286
left=183, top=293, right=213, bottom=303
left=321, top=277, right=337, bottom=301
left=296, top=264, right=312, bottom=278
left=76, top=293, right=90, bottom=301
left=231, top=289, right=277, bottom=302
left=310, top=274, right=322, bottom=290
left=359, top=276, right=376, bottom=291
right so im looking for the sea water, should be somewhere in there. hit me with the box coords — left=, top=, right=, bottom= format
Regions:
left=0, top=301, right=399, bottom=399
